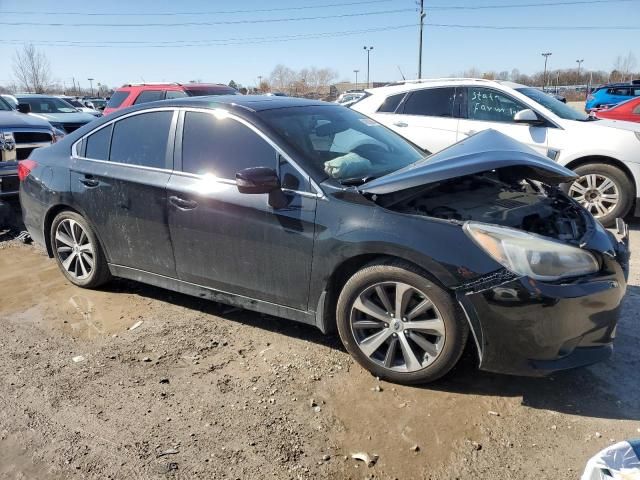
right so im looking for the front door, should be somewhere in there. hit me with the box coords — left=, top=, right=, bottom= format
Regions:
left=70, top=109, right=177, bottom=276
left=457, top=86, right=549, bottom=157
left=167, top=110, right=316, bottom=310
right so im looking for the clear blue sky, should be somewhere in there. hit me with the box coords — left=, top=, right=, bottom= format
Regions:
left=0, top=0, right=638, bottom=90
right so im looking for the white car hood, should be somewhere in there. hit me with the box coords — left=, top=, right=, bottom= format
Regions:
left=593, top=118, right=640, bottom=133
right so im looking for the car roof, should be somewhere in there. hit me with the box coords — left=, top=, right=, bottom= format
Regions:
left=364, top=78, right=525, bottom=95
left=16, top=94, right=60, bottom=98
left=148, top=95, right=329, bottom=112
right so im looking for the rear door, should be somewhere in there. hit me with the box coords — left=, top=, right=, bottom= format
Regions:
left=71, top=108, right=177, bottom=276
left=166, top=109, right=317, bottom=310
left=457, top=86, right=549, bottom=157
left=386, top=87, right=461, bottom=153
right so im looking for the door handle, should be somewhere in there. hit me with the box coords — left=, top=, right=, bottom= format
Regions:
left=79, top=176, right=99, bottom=187
left=169, top=195, right=198, bottom=210
left=393, top=121, right=408, bottom=127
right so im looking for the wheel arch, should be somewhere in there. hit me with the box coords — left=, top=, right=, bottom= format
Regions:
left=315, top=253, right=453, bottom=333
left=43, top=204, right=109, bottom=261
left=564, top=155, right=637, bottom=197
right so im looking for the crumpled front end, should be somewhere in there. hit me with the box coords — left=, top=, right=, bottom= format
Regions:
left=457, top=225, right=629, bottom=376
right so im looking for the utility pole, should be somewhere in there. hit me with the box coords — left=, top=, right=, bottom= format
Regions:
left=418, top=0, right=425, bottom=79
left=363, top=46, right=373, bottom=88
left=353, top=69, right=359, bottom=90
left=88, top=78, right=95, bottom=96
left=257, top=75, right=262, bottom=90
left=541, top=52, right=552, bottom=90
left=72, top=77, right=77, bottom=96
left=576, top=59, right=584, bottom=87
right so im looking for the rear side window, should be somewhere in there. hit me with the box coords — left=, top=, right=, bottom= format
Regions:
left=133, top=90, right=164, bottom=105
left=608, top=87, right=631, bottom=96
left=377, top=93, right=405, bottom=113
left=181, top=111, right=276, bottom=179
left=165, top=90, right=188, bottom=99
left=402, top=87, right=455, bottom=117
left=109, top=111, right=173, bottom=168
left=85, top=124, right=113, bottom=160
left=106, top=91, right=129, bottom=108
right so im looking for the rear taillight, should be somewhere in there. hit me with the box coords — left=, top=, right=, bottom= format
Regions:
left=18, top=159, right=38, bottom=181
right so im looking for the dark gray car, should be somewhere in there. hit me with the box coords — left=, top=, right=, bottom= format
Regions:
left=19, top=96, right=629, bottom=384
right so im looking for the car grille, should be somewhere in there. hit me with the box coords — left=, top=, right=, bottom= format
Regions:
left=13, top=132, right=53, bottom=144
left=62, top=123, right=86, bottom=133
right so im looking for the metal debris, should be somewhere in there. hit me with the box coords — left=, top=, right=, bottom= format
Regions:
left=351, top=452, right=378, bottom=467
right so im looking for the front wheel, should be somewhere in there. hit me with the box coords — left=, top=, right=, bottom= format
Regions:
left=336, top=260, right=468, bottom=385
left=566, top=163, right=634, bottom=228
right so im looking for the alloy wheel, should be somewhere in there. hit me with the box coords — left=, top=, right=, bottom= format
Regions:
left=54, top=219, right=95, bottom=280
left=568, top=173, right=619, bottom=218
left=349, top=281, right=446, bottom=372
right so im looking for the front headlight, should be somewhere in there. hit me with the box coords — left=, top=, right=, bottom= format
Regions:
left=464, top=222, right=599, bottom=281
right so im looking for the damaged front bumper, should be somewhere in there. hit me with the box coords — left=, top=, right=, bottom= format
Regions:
left=456, top=230, right=629, bottom=377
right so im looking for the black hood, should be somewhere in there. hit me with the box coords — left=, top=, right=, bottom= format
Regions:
left=0, top=110, right=53, bottom=130
left=359, top=129, right=577, bottom=195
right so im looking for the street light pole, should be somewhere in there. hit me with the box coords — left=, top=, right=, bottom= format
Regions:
left=418, top=0, right=425, bottom=79
left=363, top=46, right=374, bottom=88
left=87, top=78, right=94, bottom=96
left=576, top=59, right=584, bottom=87
left=353, top=69, right=359, bottom=90
left=541, top=52, right=552, bottom=90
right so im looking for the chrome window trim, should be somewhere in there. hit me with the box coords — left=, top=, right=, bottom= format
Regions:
left=169, top=169, right=319, bottom=199
left=72, top=106, right=324, bottom=198
left=180, top=107, right=324, bottom=198
left=71, top=106, right=178, bottom=163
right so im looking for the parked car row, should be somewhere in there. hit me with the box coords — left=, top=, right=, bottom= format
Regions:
left=18, top=95, right=629, bottom=384
left=585, top=80, right=640, bottom=112
left=351, top=78, right=640, bottom=227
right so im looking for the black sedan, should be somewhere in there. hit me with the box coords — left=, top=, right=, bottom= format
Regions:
left=19, top=96, right=629, bottom=384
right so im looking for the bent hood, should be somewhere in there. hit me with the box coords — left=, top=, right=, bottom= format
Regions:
left=31, top=111, right=97, bottom=124
left=0, top=110, right=53, bottom=130
left=359, top=129, right=577, bottom=195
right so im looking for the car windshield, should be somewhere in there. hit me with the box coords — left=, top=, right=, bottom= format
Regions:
left=63, top=98, right=83, bottom=108
left=259, top=105, right=426, bottom=183
left=0, top=97, right=12, bottom=111
left=516, top=87, right=589, bottom=121
left=19, top=97, right=77, bottom=114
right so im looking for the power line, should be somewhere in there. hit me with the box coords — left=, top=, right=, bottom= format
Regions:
left=0, top=8, right=413, bottom=27
left=0, top=24, right=419, bottom=48
left=425, top=0, right=639, bottom=9
left=425, top=22, right=640, bottom=30
left=0, top=0, right=392, bottom=16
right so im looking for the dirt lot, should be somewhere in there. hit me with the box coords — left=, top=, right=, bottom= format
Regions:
left=1, top=199, right=639, bottom=480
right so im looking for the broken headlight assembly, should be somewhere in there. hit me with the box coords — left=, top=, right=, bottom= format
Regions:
left=464, top=222, right=599, bottom=281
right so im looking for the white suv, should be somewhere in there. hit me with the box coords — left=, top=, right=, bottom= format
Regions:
left=352, top=78, right=640, bottom=226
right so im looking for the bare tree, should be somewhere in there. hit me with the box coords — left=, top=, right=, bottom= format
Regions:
left=269, top=64, right=295, bottom=93
left=613, top=52, right=637, bottom=82
left=12, top=44, right=52, bottom=93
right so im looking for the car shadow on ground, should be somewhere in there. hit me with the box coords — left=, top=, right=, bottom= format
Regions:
left=106, top=274, right=640, bottom=422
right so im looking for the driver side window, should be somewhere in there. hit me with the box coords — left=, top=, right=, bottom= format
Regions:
left=467, top=88, right=527, bottom=123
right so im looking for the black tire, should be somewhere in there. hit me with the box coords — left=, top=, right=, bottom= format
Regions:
left=565, top=163, right=634, bottom=228
left=336, top=259, right=468, bottom=385
left=50, top=210, right=111, bottom=288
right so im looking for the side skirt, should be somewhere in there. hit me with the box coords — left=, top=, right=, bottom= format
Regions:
left=108, top=264, right=318, bottom=327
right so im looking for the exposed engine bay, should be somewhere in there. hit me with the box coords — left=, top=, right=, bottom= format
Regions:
left=373, top=171, right=589, bottom=243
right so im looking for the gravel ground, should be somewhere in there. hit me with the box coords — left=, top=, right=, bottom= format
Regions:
left=1, top=200, right=639, bottom=479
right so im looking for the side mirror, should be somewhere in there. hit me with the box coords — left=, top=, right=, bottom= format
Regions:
left=236, top=167, right=280, bottom=194
left=514, top=108, right=544, bottom=125
left=17, top=103, right=31, bottom=114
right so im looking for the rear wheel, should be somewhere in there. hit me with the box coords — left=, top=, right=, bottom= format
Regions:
left=566, top=163, right=634, bottom=227
left=50, top=211, right=111, bottom=288
left=336, top=260, right=468, bottom=384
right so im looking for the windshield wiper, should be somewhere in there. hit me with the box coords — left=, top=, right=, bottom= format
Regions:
left=339, top=175, right=377, bottom=186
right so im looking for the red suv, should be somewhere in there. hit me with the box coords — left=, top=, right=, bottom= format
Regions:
left=103, top=83, right=239, bottom=115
